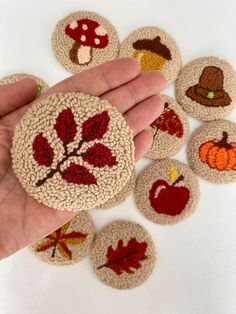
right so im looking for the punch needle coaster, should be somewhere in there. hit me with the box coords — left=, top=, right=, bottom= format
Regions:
left=135, top=159, right=200, bottom=225
left=11, top=92, right=134, bottom=211
left=52, top=11, right=120, bottom=73
left=188, top=119, right=236, bottom=183
left=145, top=95, right=189, bottom=159
left=119, top=26, right=182, bottom=84
left=90, top=220, right=156, bottom=289
left=176, top=57, right=236, bottom=120
left=0, top=73, right=49, bottom=96
left=29, top=211, right=95, bottom=265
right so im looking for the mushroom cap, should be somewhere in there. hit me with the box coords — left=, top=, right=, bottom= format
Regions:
left=65, top=18, right=109, bottom=49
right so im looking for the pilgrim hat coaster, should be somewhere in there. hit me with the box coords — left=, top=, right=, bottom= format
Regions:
left=188, top=119, right=236, bottom=183
left=176, top=57, right=236, bottom=120
left=52, top=11, right=120, bottom=73
left=90, top=220, right=156, bottom=289
left=0, top=73, right=49, bottom=96
left=11, top=92, right=134, bottom=211
left=145, top=95, right=189, bottom=160
left=135, top=159, right=200, bottom=225
left=29, top=211, right=95, bottom=265
left=119, top=26, right=182, bottom=84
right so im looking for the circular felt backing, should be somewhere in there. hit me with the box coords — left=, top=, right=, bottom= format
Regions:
left=11, top=92, right=134, bottom=211
left=0, top=73, right=49, bottom=95
left=135, top=159, right=200, bottom=225
left=188, top=119, right=236, bottom=183
left=29, top=211, right=95, bottom=265
left=90, top=220, right=156, bottom=289
left=52, top=11, right=120, bottom=73
left=97, top=169, right=136, bottom=209
left=176, top=57, right=236, bottom=121
left=119, top=26, right=182, bottom=84
left=145, top=95, right=189, bottom=159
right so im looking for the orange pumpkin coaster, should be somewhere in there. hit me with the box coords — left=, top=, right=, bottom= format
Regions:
left=145, top=95, right=189, bottom=159
left=119, top=26, right=182, bottom=84
left=90, top=220, right=156, bottom=289
left=135, top=159, right=200, bottom=225
left=29, top=211, right=95, bottom=265
left=188, top=119, right=236, bottom=183
left=176, top=57, right=236, bottom=121
left=52, top=11, right=119, bottom=73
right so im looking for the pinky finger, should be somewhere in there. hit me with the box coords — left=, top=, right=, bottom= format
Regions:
left=133, top=129, right=153, bottom=162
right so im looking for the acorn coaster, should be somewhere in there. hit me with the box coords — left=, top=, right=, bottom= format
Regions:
left=188, top=119, right=236, bottom=183
left=52, top=11, right=119, bottom=73
left=90, top=220, right=156, bottom=289
left=119, top=26, right=181, bottom=84
left=11, top=92, right=134, bottom=211
left=145, top=95, right=189, bottom=160
left=0, top=73, right=49, bottom=96
left=29, top=211, right=95, bottom=265
left=176, top=57, right=236, bottom=121
left=97, top=169, right=136, bottom=209
left=135, top=159, right=200, bottom=225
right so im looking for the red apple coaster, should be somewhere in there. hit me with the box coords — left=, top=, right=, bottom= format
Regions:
left=90, top=220, right=156, bottom=289
left=11, top=92, right=134, bottom=211
left=135, top=159, right=200, bottom=225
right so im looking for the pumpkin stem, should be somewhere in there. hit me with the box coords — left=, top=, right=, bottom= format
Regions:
left=172, top=175, right=184, bottom=186
left=164, top=102, right=169, bottom=109
left=217, top=131, right=232, bottom=148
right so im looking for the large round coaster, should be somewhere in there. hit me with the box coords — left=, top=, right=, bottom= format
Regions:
left=52, top=11, right=119, bottom=73
left=90, top=220, right=156, bottom=289
left=11, top=92, right=134, bottom=211
left=145, top=95, right=189, bottom=159
left=176, top=57, right=236, bottom=121
left=29, top=211, right=95, bottom=265
left=135, top=159, right=200, bottom=225
left=98, top=169, right=136, bottom=209
left=119, top=26, right=181, bottom=84
left=0, top=73, right=49, bottom=96
left=188, top=119, right=236, bottom=183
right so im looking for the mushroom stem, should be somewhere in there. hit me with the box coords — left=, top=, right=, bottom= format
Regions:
left=69, top=42, right=92, bottom=65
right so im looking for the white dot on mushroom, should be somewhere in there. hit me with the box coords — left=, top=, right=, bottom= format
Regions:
left=94, top=38, right=100, bottom=45
left=81, top=35, right=86, bottom=42
left=82, top=24, right=88, bottom=30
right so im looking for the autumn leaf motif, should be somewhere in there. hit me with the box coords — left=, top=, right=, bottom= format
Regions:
left=82, top=143, right=117, bottom=167
left=97, top=237, right=148, bottom=275
left=32, top=133, right=54, bottom=166
left=54, top=108, right=77, bottom=145
left=61, top=163, right=97, bottom=185
left=36, top=222, right=87, bottom=259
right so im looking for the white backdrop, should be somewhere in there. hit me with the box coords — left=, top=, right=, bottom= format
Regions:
left=0, top=0, right=236, bottom=313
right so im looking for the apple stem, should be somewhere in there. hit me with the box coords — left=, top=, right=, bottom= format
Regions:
left=172, top=175, right=184, bottom=186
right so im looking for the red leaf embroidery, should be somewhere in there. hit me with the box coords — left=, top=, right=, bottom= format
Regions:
left=82, top=111, right=109, bottom=142
left=32, top=133, right=54, bottom=167
left=97, top=237, right=148, bottom=275
left=82, top=143, right=117, bottom=168
left=61, top=162, right=97, bottom=185
left=54, top=108, right=77, bottom=144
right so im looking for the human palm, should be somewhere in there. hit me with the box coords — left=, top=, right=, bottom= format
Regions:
left=0, top=58, right=165, bottom=259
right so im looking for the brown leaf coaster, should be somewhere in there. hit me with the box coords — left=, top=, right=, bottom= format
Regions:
left=90, top=220, right=156, bottom=289
left=135, top=159, right=200, bottom=225
left=0, top=73, right=49, bottom=96
left=119, top=26, right=181, bottom=84
left=52, top=11, right=119, bottom=73
left=176, top=57, right=236, bottom=121
left=145, top=95, right=189, bottom=159
left=188, top=119, right=236, bottom=183
left=11, top=92, right=134, bottom=211
left=29, top=211, right=95, bottom=265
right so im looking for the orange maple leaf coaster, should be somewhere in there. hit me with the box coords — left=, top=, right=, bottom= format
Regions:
left=145, top=95, right=189, bottom=160
left=90, top=220, right=156, bottom=289
left=51, top=11, right=119, bottom=73
left=188, top=119, right=236, bottom=183
left=29, top=211, right=95, bottom=265
left=135, top=159, right=200, bottom=225
left=176, top=57, right=236, bottom=121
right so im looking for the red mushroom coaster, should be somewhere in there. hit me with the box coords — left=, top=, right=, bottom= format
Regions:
left=90, top=220, right=156, bottom=289
left=135, top=159, right=200, bottom=225
left=188, top=119, right=236, bottom=183
left=11, top=92, right=134, bottom=211
left=145, top=95, right=189, bottom=160
left=52, top=11, right=119, bottom=73
left=29, top=211, right=95, bottom=265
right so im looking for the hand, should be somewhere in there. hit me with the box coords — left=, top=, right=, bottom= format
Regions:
left=0, top=58, right=165, bottom=259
